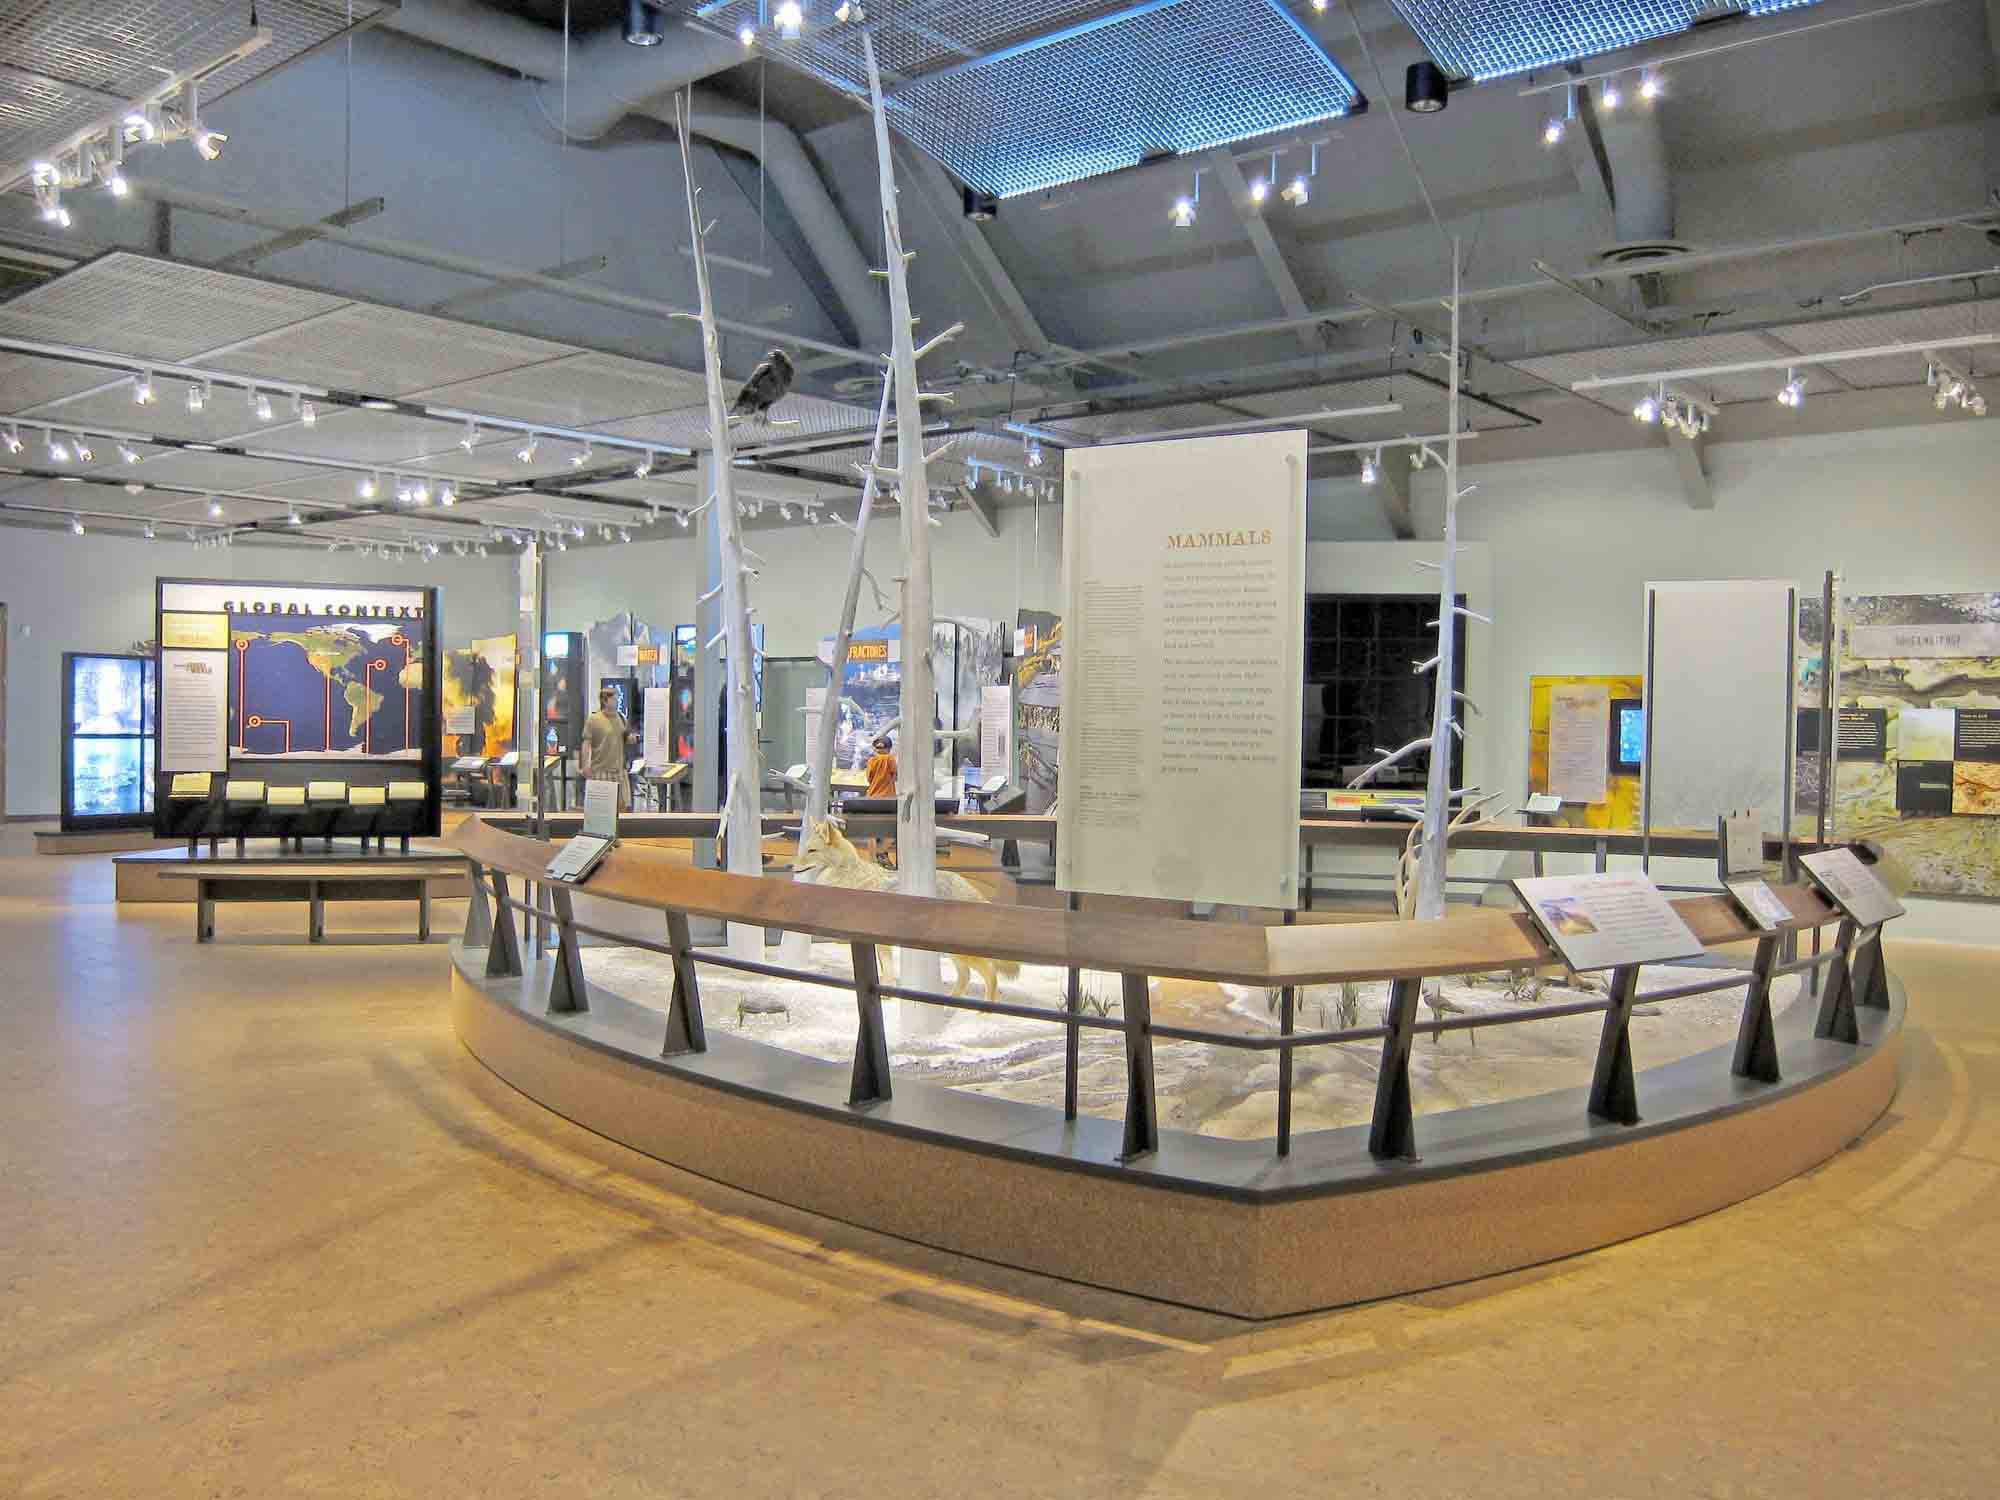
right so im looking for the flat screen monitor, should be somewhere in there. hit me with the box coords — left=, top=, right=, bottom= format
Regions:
left=1611, top=699, right=1645, bottom=773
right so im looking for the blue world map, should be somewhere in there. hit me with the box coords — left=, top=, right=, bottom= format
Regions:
left=229, top=614, right=424, bottom=759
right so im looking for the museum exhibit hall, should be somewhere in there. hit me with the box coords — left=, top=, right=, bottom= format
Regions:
left=4, top=0, right=2000, bottom=1491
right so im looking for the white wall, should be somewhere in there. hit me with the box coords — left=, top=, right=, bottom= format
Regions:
left=1413, top=418, right=2000, bottom=942
left=0, top=532, right=510, bottom=815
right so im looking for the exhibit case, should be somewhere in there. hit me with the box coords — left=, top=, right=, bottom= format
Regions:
left=60, top=651, right=156, bottom=830
left=151, top=577, right=443, bottom=840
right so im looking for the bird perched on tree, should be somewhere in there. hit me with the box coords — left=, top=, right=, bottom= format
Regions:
left=730, top=349, right=795, bottom=421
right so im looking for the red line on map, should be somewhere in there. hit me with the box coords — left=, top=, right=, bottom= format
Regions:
left=325, top=673, right=332, bottom=751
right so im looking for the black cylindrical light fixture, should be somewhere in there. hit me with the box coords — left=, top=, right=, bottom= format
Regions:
left=962, top=186, right=999, bottom=222
left=625, top=0, right=664, bottom=45
left=1406, top=60, right=1449, bottom=114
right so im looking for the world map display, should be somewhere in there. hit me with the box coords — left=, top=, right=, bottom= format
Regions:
left=230, top=615, right=425, bottom=759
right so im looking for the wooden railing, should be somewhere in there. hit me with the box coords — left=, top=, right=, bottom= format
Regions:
left=454, top=817, right=1889, bottom=1163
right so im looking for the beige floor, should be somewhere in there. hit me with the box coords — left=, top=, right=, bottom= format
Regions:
left=1, top=823, right=1995, bottom=1499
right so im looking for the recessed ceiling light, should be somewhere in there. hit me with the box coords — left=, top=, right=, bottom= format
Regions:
left=360, top=398, right=397, bottom=411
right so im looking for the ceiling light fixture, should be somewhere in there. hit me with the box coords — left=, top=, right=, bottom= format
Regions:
left=249, top=387, right=273, bottom=422
left=1599, top=76, right=1622, bottom=111
left=1406, top=59, right=1450, bottom=114
left=286, top=508, right=303, bottom=527
left=143, top=522, right=155, bottom=540
left=674, top=509, right=690, bottom=528
left=359, top=472, right=379, bottom=500
left=738, top=22, right=755, bottom=45
left=206, top=496, right=223, bottom=518
left=1632, top=388, right=1660, bottom=423
left=570, top=442, right=592, bottom=468
left=624, top=0, right=664, bottom=45
left=1, top=425, right=20, bottom=454
left=775, top=0, right=803, bottom=38
left=133, top=370, right=155, bottom=405
left=293, top=392, right=317, bottom=426
left=1776, top=370, right=1805, bottom=408
left=1360, top=447, right=1380, bottom=485
left=961, top=186, right=999, bottom=222
left=1639, top=69, right=1663, bottom=102
left=71, top=434, right=93, bottom=463
left=1543, top=85, right=1575, bottom=147
left=45, top=430, right=70, bottom=463
left=438, top=483, right=456, bottom=506
left=186, top=379, right=209, bottom=413
left=515, top=433, right=539, bottom=464
left=117, top=441, right=141, bottom=464
left=634, top=450, right=654, bottom=478
left=459, top=420, right=479, bottom=451
left=69, top=515, right=84, bottom=536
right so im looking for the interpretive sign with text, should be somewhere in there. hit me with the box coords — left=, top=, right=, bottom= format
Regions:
left=1800, top=847, right=1905, bottom=927
left=1510, top=873, right=1704, bottom=972
left=1057, top=431, right=1305, bottom=907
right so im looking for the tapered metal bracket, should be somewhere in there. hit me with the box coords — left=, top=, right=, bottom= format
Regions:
left=1368, top=976, right=1422, bottom=1159
left=485, top=869, right=523, bottom=978
left=1732, top=936, right=1783, bottom=1084
left=547, top=885, right=588, bottom=1015
left=1815, top=918, right=1866, bottom=1045
left=661, top=909, right=707, bottom=1056
left=1854, top=926, right=1891, bottom=1012
left=462, top=859, right=493, bottom=947
left=849, top=942, right=892, bottom=1106
left=1118, top=972, right=1159, bottom=1161
left=1588, top=964, right=1642, bottom=1124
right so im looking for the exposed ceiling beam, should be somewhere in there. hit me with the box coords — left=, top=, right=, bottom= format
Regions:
left=960, top=479, right=1000, bottom=538
left=212, top=198, right=387, bottom=270
left=1666, top=428, right=1713, bottom=509
left=894, top=142, right=1054, bottom=360
left=427, top=254, right=608, bottom=316
left=1205, top=148, right=1319, bottom=356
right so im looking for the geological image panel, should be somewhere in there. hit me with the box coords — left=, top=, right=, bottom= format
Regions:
left=230, top=615, right=425, bottom=759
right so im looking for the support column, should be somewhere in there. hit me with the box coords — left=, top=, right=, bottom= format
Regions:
left=691, top=471, right=726, bottom=947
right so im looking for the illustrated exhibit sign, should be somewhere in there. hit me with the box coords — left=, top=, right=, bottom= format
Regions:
left=1511, top=873, right=1704, bottom=973
left=1057, top=431, right=1305, bottom=907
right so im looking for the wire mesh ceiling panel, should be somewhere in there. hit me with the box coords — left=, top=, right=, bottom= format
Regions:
left=691, top=0, right=1362, bottom=197
left=1389, top=0, right=1817, bottom=82
left=0, top=0, right=384, bottom=179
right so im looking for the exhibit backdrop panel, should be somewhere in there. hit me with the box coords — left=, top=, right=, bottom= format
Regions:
left=441, top=633, right=517, bottom=758
left=1527, top=674, right=1644, bottom=830
left=60, top=652, right=156, bottom=830
left=152, top=578, right=441, bottom=837
left=1833, top=591, right=2000, bottom=898
left=1015, top=610, right=1061, bottom=813
left=1057, top=431, right=1306, bottom=908
left=1642, top=580, right=1795, bottom=839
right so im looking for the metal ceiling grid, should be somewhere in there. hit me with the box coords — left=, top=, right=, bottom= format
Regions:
left=445, top=434, right=617, bottom=481
left=888, top=0, right=1362, bottom=198
left=1227, top=372, right=1535, bottom=435
left=0, top=252, right=348, bottom=360
left=1515, top=329, right=1798, bottom=411
left=601, top=391, right=876, bottom=449
left=1031, top=399, right=1247, bottom=439
left=258, top=405, right=462, bottom=465
left=118, top=449, right=332, bottom=492
left=1389, top=0, right=1818, bottom=83
left=410, top=352, right=712, bottom=427
left=0, top=0, right=383, bottom=181
left=1770, top=300, right=2000, bottom=386
left=8, top=376, right=286, bottom=441
left=0, top=350, right=125, bottom=411
left=210, top=303, right=579, bottom=397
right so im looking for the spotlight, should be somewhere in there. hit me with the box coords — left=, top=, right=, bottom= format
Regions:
left=250, top=388, right=273, bottom=422
left=1777, top=371, right=1805, bottom=408
left=570, top=442, right=592, bottom=468
left=624, top=0, right=664, bottom=45
left=1406, top=60, right=1450, bottom=114
left=555, top=534, right=568, bottom=552
left=69, top=515, right=84, bottom=536
left=1250, top=178, right=1269, bottom=205
left=71, top=434, right=93, bottom=463
left=571, top=523, right=586, bottom=539
left=1, top=425, right=19, bottom=454
left=186, top=380, right=208, bottom=413
left=1360, top=448, right=1379, bottom=485
left=1639, top=70, right=1663, bottom=101
left=516, top=433, right=539, bottom=464
left=835, top=0, right=861, bottom=19
left=192, top=127, right=225, bottom=161
left=1169, top=195, right=1196, bottom=229
left=1281, top=175, right=1309, bottom=207
left=459, top=420, right=479, bottom=451
left=1633, top=391, right=1660, bottom=423
left=634, top=450, right=655, bottom=478
left=619, top=527, right=633, bottom=543
left=477, top=543, right=489, bottom=557
left=738, top=23, right=755, bottom=44
left=117, top=442, right=141, bottom=465
left=286, top=509, right=303, bottom=527
left=1542, top=116, right=1566, bottom=147
left=1599, top=77, right=1624, bottom=111
left=359, top=472, right=379, bottom=500
left=133, top=371, right=155, bottom=405
left=439, top=483, right=456, bottom=506
left=143, top=522, right=155, bottom=539
left=1025, top=437, right=1044, bottom=468
left=961, top=186, right=999, bottom=222
left=1311, top=0, right=1325, bottom=9
left=674, top=508, right=690, bottom=528
left=206, top=496, right=223, bottom=518
left=411, top=479, right=432, bottom=504
left=775, top=0, right=803, bottom=38
left=122, top=110, right=154, bottom=142
left=294, top=394, right=317, bottom=427
left=105, top=167, right=129, bottom=198
left=46, top=432, right=70, bottom=463
left=394, top=476, right=413, bottom=504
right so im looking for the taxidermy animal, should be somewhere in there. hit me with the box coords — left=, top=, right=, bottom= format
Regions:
left=793, top=818, right=1020, bottom=1001
left=730, top=348, right=794, bottom=420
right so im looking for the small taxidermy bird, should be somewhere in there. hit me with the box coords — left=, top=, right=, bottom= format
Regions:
left=730, top=348, right=795, bottom=420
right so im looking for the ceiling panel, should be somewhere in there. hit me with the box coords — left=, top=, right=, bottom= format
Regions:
left=118, top=450, right=333, bottom=493
left=411, top=351, right=711, bottom=425
left=256, top=405, right=463, bottom=465
left=0, top=352, right=127, bottom=412
left=208, top=303, right=578, bottom=395
left=0, top=251, right=347, bottom=360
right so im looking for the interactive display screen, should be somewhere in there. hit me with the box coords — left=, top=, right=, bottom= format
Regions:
left=62, top=652, right=157, bottom=829
left=1611, top=699, right=1645, bottom=773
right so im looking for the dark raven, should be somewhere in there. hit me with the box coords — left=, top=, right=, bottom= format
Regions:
left=730, top=348, right=794, bottom=419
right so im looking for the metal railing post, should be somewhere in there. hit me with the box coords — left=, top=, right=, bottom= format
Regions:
left=1368, top=976, right=1422, bottom=1158
left=661, top=909, right=707, bottom=1056
left=1731, top=935, right=1783, bottom=1084
left=546, top=885, right=588, bottom=1014
left=485, top=869, right=523, bottom=978
left=462, top=857, right=493, bottom=946
left=849, top=942, right=892, bottom=1105
left=1815, top=918, right=1864, bottom=1044
left=1118, top=972, right=1159, bottom=1160
left=1276, top=907, right=1298, bottom=1158
left=1588, top=964, right=1643, bottom=1123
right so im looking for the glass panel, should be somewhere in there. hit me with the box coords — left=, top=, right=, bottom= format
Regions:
left=71, top=655, right=146, bottom=734
left=70, top=737, right=148, bottom=818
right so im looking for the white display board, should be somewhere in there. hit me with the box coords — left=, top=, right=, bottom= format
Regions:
left=1547, top=681, right=1610, bottom=804
left=159, top=649, right=229, bottom=772
left=642, top=687, right=673, bottom=771
left=1643, top=580, right=1796, bottom=835
left=979, top=684, right=1012, bottom=783
left=1512, top=873, right=1704, bottom=972
left=1056, top=431, right=1306, bottom=907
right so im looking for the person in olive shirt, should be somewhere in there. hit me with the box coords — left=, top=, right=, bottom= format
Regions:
left=582, top=685, right=637, bottom=810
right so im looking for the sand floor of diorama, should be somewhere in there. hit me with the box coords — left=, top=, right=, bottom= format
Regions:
left=581, top=941, right=1800, bottom=1141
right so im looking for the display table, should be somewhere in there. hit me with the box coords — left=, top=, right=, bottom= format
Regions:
left=114, top=843, right=473, bottom=904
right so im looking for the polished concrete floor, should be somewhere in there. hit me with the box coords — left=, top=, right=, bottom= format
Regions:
left=2, top=823, right=1996, bottom=1498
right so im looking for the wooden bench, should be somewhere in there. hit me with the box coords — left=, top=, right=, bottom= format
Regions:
left=160, top=860, right=468, bottom=944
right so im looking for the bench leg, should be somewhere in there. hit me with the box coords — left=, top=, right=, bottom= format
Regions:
left=308, top=881, right=325, bottom=943
left=195, top=883, right=214, bottom=943
left=418, top=882, right=432, bottom=942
